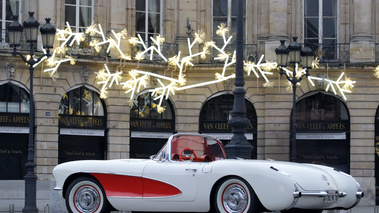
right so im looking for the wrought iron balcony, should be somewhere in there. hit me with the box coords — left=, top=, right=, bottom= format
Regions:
left=2, top=29, right=379, bottom=65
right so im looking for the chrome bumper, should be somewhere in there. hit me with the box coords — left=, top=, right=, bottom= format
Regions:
left=287, top=181, right=364, bottom=210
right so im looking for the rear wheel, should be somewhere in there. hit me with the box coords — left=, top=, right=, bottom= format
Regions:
left=214, top=177, right=260, bottom=213
left=65, top=176, right=112, bottom=213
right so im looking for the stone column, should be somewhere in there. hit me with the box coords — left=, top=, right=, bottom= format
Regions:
left=350, top=0, right=375, bottom=62
left=265, top=0, right=288, bottom=62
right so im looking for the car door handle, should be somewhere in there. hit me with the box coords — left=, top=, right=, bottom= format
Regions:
left=186, top=169, right=197, bottom=172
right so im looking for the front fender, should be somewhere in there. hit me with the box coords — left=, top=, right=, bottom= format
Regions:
left=211, top=161, right=296, bottom=211
left=246, top=168, right=295, bottom=211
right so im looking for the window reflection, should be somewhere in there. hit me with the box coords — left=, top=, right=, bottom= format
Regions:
left=135, top=0, right=161, bottom=44
left=297, top=92, right=348, bottom=121
left=59, top=87, right=104, bottom=116
left=130, top=92, right=173, bottom=119
left=212, top=0, right=246, bottom=44
left=200, top=94, right=256, bottom=122
left=0, top=83, right=29, bottom=113
left=65, top=0, right=93, bottom=33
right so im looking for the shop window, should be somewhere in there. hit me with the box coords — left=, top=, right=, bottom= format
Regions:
left=59, top=86, right=104, bottom=116
left=130, top=92, right=173, bottom=120
left=200, top=94, right=255, bottom=122
left=65, top=0, right=94, bottom=33
left=0, top=83, right=29, bottom=113
left=297, top=92, right=348, bottom=121
left=130, top=92, right=175, bottom=159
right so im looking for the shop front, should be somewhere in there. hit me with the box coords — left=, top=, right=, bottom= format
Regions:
left=130, top=92, right=175, bottom=158
left=58, top=86, right=107, bottom=163
left=294, top=92, right=350, bottom=173
left=0, top=83, right=30, bottom=180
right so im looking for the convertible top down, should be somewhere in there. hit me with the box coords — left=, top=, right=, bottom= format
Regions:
left=53, top=133, right=363, bottom=213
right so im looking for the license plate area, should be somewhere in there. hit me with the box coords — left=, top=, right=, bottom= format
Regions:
left=324, top=192, right=338, bottom=203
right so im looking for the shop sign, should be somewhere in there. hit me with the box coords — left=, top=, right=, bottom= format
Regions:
left=131, top=131, right=172, bottom=139
left=130, top=119, right=174, bottom=132
left=0, top=113, right=29, bottom=127
left=200, top=121, right=255, bottom=133
left=205, top=133, right=254, bottom=140
left=296, top=133, right=346, bottom=140
left=59, top=115, right=105, bottom=129
left=296, top=121, right=349, bottom=132
left=60, top=128, right=104, bottom=136
left=0, top=126, right=29, bottom=134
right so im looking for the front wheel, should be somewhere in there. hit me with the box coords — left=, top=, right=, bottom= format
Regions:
left=214, top=177, right=260, bottom=213
left=65, top=176, right=112, bottom=213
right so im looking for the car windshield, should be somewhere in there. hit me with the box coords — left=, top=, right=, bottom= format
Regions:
left=169, top=134, right=227, bottom=162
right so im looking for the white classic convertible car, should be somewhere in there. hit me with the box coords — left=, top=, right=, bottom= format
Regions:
left=53, top=133, right=364, bottom=213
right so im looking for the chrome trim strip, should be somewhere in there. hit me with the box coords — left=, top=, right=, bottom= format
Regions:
left=54, top=187, right=62, bottom=191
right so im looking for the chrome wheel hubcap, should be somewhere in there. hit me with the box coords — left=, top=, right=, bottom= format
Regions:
left=74, top=185, right=100, bottom=212
left=222, top=184, right=248, bottom=213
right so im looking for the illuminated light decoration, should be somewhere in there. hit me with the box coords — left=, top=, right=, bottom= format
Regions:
left=43, top=48, right=75, bottom=75
left=244, top=55, right=275, bottom=84
left=95, top=64, right=122, bottom=99
left=277, top=60, right=355, bottom=100
left=41, top=22, right=80, bottom=75
left=151, top=79, right=178, bottom=107
left=206, top=24, right=235, bottom=79
left=324, top=72, right=355, bottom=100
left=121, top=70, right=150, bottom=98
left=168, top=31, right=208, bottom=79
left=303, top=72, right=355, bottom=101
left=42, top=23, right=358, bottom=112
left=374, top=65, right=379, bottom=78
left=86, top=24, right=131, bottom=60
left=123, top=30, right=210, bottom=107
left=129, top=34, right=168, bottom=61
left=57, top=22, right=85, bottom=46
left=177, top=74, right=235, bottom=91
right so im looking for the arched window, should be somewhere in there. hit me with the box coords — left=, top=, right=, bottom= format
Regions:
left=0, top=83, right=30, bottom=113
left=0, top=83, right=30, bottom=180
left=59, top=86, right=104, bottom=116
left=199, top=93, right=257, bottom=159
left=58, top=86, right=107, bottom=164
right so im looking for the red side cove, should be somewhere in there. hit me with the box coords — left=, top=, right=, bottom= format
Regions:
left=91, top=173, right=181, bottom=197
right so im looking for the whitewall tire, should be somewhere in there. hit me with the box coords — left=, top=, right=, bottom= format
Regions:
left=65, top=176, right=111, bottom=213
left=214, top=177, right=260, bottom=213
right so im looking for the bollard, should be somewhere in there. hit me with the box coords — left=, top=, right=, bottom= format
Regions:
left=44, top=204, right=49, bottom=213
left=9, top=204, right=14, bottom=213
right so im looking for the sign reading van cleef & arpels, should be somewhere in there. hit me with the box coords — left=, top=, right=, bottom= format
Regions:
left=0, top=113, right=29, bottom=126
left=58, top=115, right=106, bottom=129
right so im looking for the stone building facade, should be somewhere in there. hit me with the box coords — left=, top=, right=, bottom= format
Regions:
left=1, top=0, right=379, bottom=211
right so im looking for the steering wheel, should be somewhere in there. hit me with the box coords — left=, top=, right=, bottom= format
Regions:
left=179, top=148, right=198, bottom=162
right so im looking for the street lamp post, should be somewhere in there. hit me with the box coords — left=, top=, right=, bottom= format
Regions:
left=8, top=12, right=56, bottom=213
left=225, top=0, right=253, bottom=159
left=275, top=37, right=314, bottom=162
